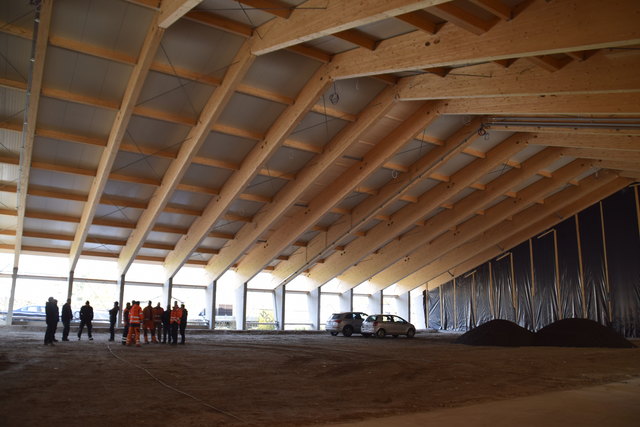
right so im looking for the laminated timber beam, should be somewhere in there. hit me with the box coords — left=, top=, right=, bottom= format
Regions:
left=118, top=40, right=256, bottom=276
left=330, top=0, right=640, bottom=79
left=202, top=86, right=398, bottom=282
left=158, top=0, right=203, bottom=28
left=353, top=159, right=598, bottom=292
left=250, top=0, right=453, bottom=55
left=266, top=117, right=486, bottom=289
left=233, top=101, right=444, bottom=284
left=162, top=63, right=333, bottom=280
left=395, top=172, right=628, bottom=292
left=70, top=16, right=165, bottom=272
left=14, top=0, right=52, bottom=267
left=396, top=52, right=640, bottom=100
left=525, top=133, right=640, bottom=151
left=432, top=93, right=640, bottom=116
left=305, top=133, right=534, bottom=290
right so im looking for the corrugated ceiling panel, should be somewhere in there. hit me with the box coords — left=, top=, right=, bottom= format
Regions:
left=361, top=167, right=393, bottom=190
left=159, top=16, right=245, bottom=76
left=0, top=32, right=31, bottom=80
left=37, top=97, right=116, bottom=139
left=0, top=193, right=17, bottom=210
left=218, top=93, right=287, bottom=135
left=26, top=195, right=85, bottom=218
left=198, top=131, right=257, bottom=165
left=316, top=77, right=387, bottom=116
left=245, top=49, right=323, bottom=98
left=181, top=162, right=233, bottom=188
left=227, top=198, right=264, bottom=218
left=94, top=205, right=142, bottom=224
left=244, top=174, right=288, bottom=199
left=33, top=135, right=103, bottom=170
left=125, top=115, right=190, bottom=154
left=306, top=35, right=355, bottom=55
left=51, top=0, right=153, bottom=58
left=426, top=115, right=477, bottom=140
left=168, top=189, right=213, bottom=211
left=43, top=47, right=132, bottom=104
left=137, top=71, right=215, bottom=118
left=404, top=177, right=440, bottom=199
left=87, top=224, right=133, bottom=241
left=25, top=218, right=77, bottom=235
left=28, top=168, right=93, bottom=194
left=155, top=211, right=198, bottom=229
left=195, top=0, right=275, bottom=28
left=264, top=146, right=315, bottom=177
left=434, top=152, right=476, bottom=176
left=288, top=111, right=348, bottom=147
left=111, top=151, right=172, bottom=181
left=103, top=180, right=156, bottom=202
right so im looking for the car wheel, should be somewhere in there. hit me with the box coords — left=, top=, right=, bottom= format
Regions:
left=330, top=332, right=338, bottom=336
left=342, top=325, right=353, bottom=337
left=406, top=328, right=416, bottom=338
left=376, top=328, right=386, bottom=338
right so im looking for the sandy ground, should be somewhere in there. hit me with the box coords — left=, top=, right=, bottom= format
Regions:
left=1, top=326, right=639, bottom=426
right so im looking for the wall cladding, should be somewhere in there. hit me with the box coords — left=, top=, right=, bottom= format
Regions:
left=426, top=186, right=640, bottom=337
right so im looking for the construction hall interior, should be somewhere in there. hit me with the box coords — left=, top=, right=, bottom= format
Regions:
left=0, top=0, right=639, bottom=425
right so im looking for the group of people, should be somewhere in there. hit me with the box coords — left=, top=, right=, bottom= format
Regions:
left=43, top=297, right=189, bottom=347
left=121, top=300, right=188, bottom=347
left=44, top=298, right=94, bottom=344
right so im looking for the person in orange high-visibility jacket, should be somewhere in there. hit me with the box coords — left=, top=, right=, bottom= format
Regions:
left=126, top=300, right=143, bottom=347
left=152, top=302, right=164, bottom=344
left=142, top=301, right=156, bottom=343
left=170, top=302, right=183, bottom=346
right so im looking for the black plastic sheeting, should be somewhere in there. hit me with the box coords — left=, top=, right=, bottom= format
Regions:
left=441, top=281, right=454, bottom=330
left=427, top=287, right=441, bottom=329
left=424, top=186, right=640, bottom=337
left=602, top=188, right=640, bottom=337
left=578, top=203, right=610, bottom=325
left=513, top=242, right=534, bottom=330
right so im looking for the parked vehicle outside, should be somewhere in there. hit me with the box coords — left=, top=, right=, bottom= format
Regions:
left=7, top=305, right=48, bottom=321
left=361, top=314, right=416, bottom=338
left=325, top=312, right=368, bottom=337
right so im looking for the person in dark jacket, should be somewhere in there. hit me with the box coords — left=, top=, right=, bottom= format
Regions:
left=161, top=304, right=171, bottom=344
left=77, top=300, right=94, bottom=341
left=179, top=304, right=188, bottom=345
left=61, top=298, right=72, bottom=341
left=108, top=301, right=119, bottom=341
left=44, top=297, right=59, bottom=345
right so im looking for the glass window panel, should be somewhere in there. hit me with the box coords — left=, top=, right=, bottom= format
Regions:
left=284, top=292, right=310, bottom=330
left=246, top=290, right=276, bottom=330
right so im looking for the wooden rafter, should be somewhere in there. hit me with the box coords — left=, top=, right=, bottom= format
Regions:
left=428, top=2, right=498, bottom=35
left=158, top=0, right=203, bottom=28
left=68, top=17, right=165, bottom=271
left=13, top=0, right=53, bottom=268
left=397, top=52, right=640, bottom=100
left=250, top=0, right=453, bottom=55
left=330, top=0, right=640, bottom=79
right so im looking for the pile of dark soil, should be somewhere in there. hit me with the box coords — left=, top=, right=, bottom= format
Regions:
left=534, top=318, right=635, bottom=348
left=455, top=319, right=535, bottom=347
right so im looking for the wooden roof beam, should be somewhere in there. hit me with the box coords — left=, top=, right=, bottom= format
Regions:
left=428, top=2, right=498, bottom=35
left=14, top=0, right=53, bottom=269
left=118, top=40, right=256, bottom=276
left=395, top=10, right=440, bottom=34
left=250, top=0, right=453, bottom=55
left=162, top=63, right=333, bottom=280
left=397, top=51, right=640, bottom=100
left=158, top=0, right=203, bottom=28
left=203, top=86, right=398, bottom=282
left=330, top=0, right=640, bottom=79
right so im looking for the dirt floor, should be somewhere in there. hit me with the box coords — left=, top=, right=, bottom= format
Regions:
left=1, top=326, right=639, bottom=426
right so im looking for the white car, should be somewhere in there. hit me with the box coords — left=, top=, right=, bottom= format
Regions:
left=361, top=314, right=416, bottom=338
